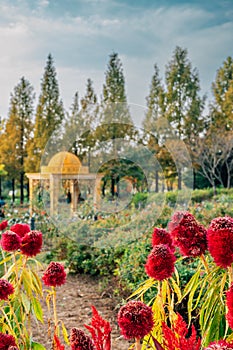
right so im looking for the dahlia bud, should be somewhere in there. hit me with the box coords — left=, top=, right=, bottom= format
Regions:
left=10, top=223, right=30, bottom=238
left=207, top=217, right=233, bottom=268
left=0, top=332, right=17, bottom=349
left=152, top=227, right=174, bottom=251
left=0, top=279, right=14, bottom=300
left=70, top=328, right=95, bottom=350
left=1, top=231, right=21, bottom=252
left=20, top=230, right=42, bottom=257
left=169, top=211, right=207, bottom=257
left=117, top=300, right=154, bottom=340
left=145, top=244, right=176, bottom=280
left=42, top=262, right=66, bottom=287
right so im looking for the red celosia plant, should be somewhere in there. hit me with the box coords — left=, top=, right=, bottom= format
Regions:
left=0, top=220, right=8, bottom=231
left=203, top=340, right=233, bottom=349
left=117, top=300, right=154, bottom=340
left=53, top=334, right=65, bottom=350
left=42, top=261, right=66, bottom=287
left=152, top=228, right=174, bottom=251
left=207, top=217, right=233, bottom=268
left=0, top=332, right=17, bottom=350
left=0, top=279, right=14, bottom=300
left=145, top=244, right=176, bottom=280
left=20, top=230, right=43, bottom=257
left=226, top=284, right=233, bottom=329
left=10, top=223, right=30, bottom=238
left=162, top=313, right=201, bottom=350
left=70, top=328, right=95, bottom=350
left=168, top=211, right=207, bottom=257
left=1, top=230, right=21, bottom=252
left=84, top=305, right=111, bottom=350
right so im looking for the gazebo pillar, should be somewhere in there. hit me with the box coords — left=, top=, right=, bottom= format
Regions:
left=70, top=180, right=79, bottom=213
left=50, top=174, right=60, bottom=216
left=94, top=175, right=102, bottom=210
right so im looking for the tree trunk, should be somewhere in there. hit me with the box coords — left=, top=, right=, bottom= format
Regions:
left=178, top=168, right=182, bottom=190
left=111, top=176, right=115, bottom=197
left=12, top=178, right=15, bottom=203
left=20, top=171, right=24, bottom=204
left=155, top=170, right=159, bottom=192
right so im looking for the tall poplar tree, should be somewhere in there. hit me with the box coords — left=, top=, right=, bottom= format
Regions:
left=26, top=54, right=64, bottom=172
left=165, top=46, right=205, bottom=189
left=97, top=52, right=133, bottom=196
left=143, top=64, right=166, bottom=191
left=0, top=77, right=35, bottom=203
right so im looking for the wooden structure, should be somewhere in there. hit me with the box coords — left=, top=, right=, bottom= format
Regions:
left=26, top=152, right=102, bottom=216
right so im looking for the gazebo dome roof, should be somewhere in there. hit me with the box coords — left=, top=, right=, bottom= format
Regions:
left=41, top=151, right=82, bottom=174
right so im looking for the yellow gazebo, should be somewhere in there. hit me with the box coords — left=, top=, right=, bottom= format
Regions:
left=26, top=151, right=102, bottom=216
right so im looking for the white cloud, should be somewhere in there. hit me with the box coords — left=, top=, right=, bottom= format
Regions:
left=0, top=1, right=232, bottom=119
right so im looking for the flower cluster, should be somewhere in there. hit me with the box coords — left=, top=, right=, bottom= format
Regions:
left=0, top=332, right=17, bottom=350
left=70, top=328, right=95, bottom=350
left=1, top=231, right=21, bottom=252
left=117, top=300, right=154, bottom=340
left=152, top=227, right=174, bottom=251
left=10, top=223, right=30, bottom=238
left=0, top=220, right=8, bottom=231
left=204, top=340, right=233, bottom=349
left=168, top=211, right=207, bottom=257
left=42, top=262, right=66, bottom=287
left=145, top=244, right=176, bottom=280
left=21, top=230, right=43, bottom=257
left=207, top=217, right=233, bottom=268
left=0, top=223, right=43, bottom=257
left=0, top=279, right=14, bottom=300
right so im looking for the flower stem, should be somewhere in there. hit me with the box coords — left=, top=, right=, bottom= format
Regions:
left=228, top=265, right=233, bottom=286
left=200, top=254, right=210, bottom=274
left=52, top=287, right=58, bottom=335
left=135, top=338, right=141, bottom=350
left=18, top=256, right=28, bottom=290
left=1, top=247, right=7, bottom=274
left=13, top=252, right=19, bottom=285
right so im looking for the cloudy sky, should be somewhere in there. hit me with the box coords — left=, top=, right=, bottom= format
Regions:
left=0, top=0, right=232, bottom=119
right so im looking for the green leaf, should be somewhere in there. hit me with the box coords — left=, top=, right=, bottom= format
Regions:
left=61, top=321, right=69, bottom=344
left=31, top=341, right=46, bottom=350
left=21, top=292, right=31, bottom=314
left=31, top=296, right=43, bottom=323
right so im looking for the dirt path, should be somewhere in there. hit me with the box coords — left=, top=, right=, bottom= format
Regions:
left=33, top=274, right=132, bottom=349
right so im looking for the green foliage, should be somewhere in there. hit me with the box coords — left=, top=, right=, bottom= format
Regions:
left=131, top=192, right=149, bottom=208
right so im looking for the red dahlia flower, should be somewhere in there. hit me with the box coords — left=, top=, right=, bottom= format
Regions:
left=117, top=300, right=154, bottom=340
left=20, top=230, right=42, bottom=257
left=226, top=284, right=233, bottom=330
left=204, top=340, right=233, bottom=349
left=145, top=244, right=176, bottom=280
left=0, top=332, right=17, bottom=350
left=0, top=279, right=14, bottom=300
left=169, top=211, right=207, bottom=257
left=10, top=223, right=30, bottom=238
left=1, top=230, right=21, bottom=252
left=42, top=262, right=66, bottom=287
left=70, top=328, right=95, bottom=350
left=152, top=227, right=174, bottom=251
left=207, top=217, right=233, bottom=268
left=0, top=220, right=8, bottom=231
